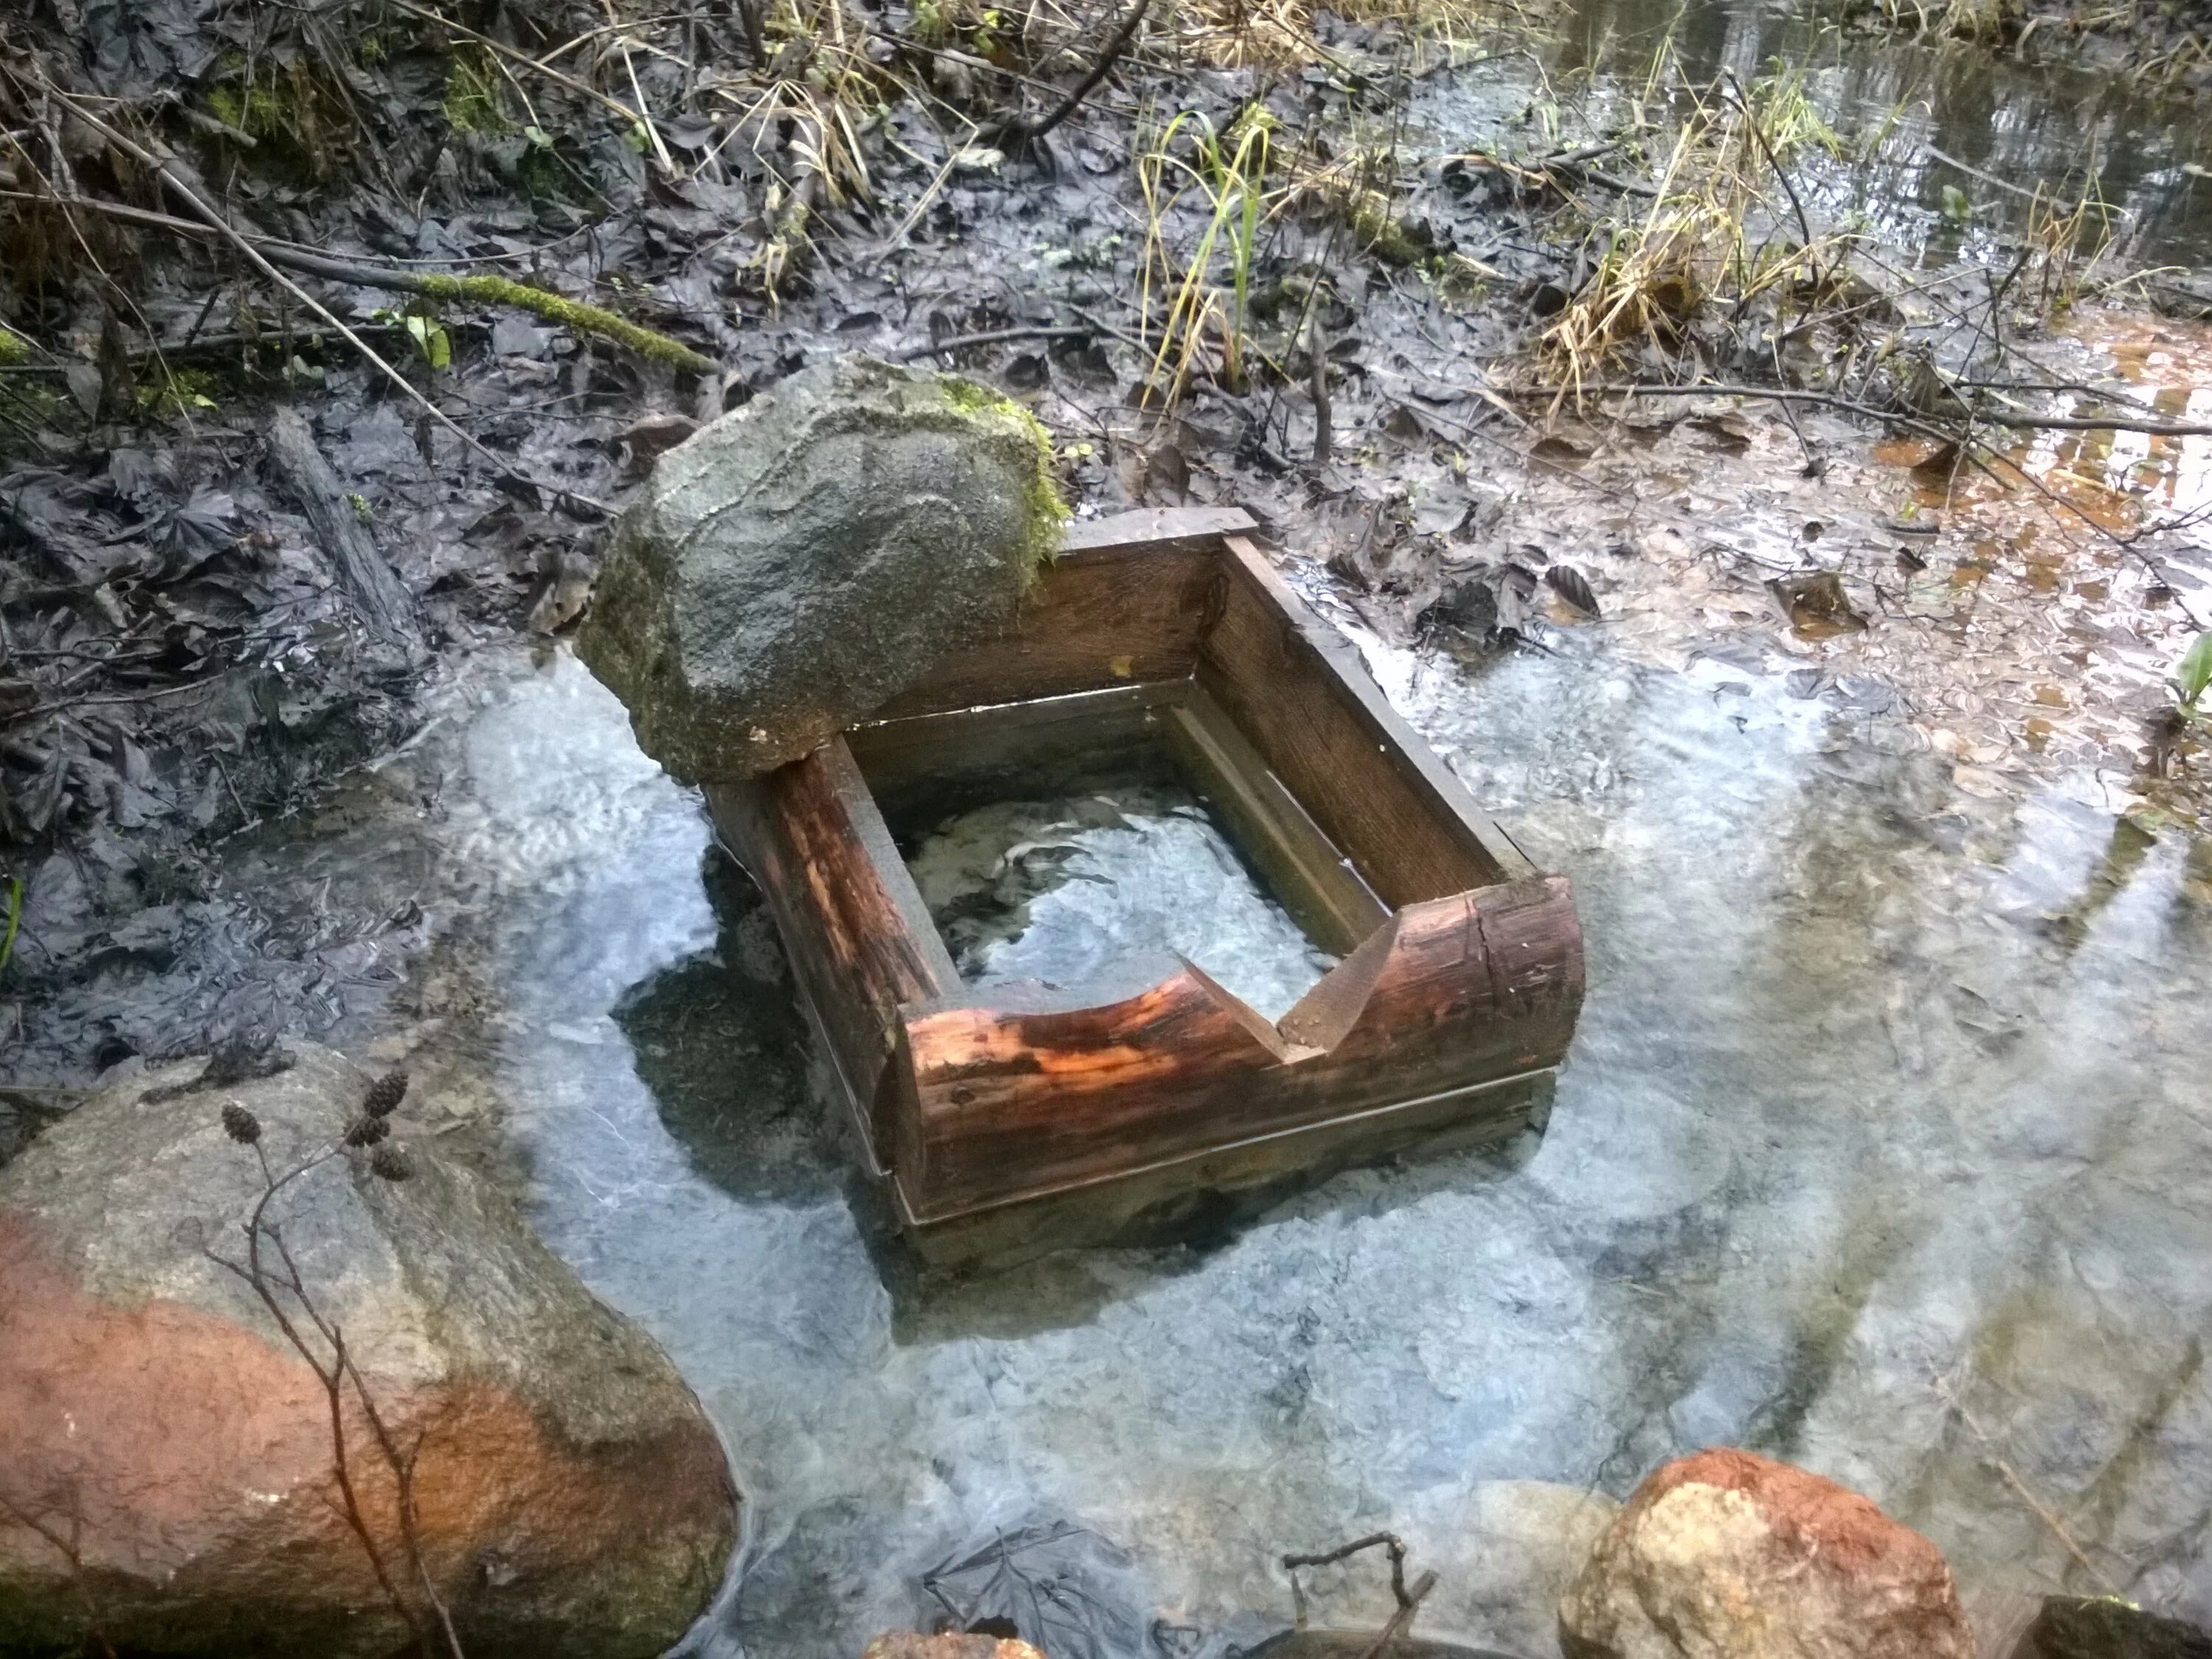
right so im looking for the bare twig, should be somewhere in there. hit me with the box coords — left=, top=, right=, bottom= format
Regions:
left=1358, top=1570, right=1436, bottom=1659
left=1934, top=1377, right=2123, bottom=1598
left=1283, top=1532, right=1412, bottom=1610
left=207, top=1073, right=463, bottom=1658
left=993, top=0, right=1155, bottom=145
left=1308, top=310, right=1335, bottom=463
left=895, top=324, right=1091, bottom=360
left=1520, top=378, right=2212, bottom=439
left=45, top=95, right=609, bottom=515
left=0, top=189, right=715, bottom=375
left=1724, top=72, right=1813, bottom=254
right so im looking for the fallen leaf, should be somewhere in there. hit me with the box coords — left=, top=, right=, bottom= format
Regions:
left=1545, top=563, right=1601, bottom=617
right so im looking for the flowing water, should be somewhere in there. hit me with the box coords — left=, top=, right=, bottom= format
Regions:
left=296, top=609, right=2207, bottom=1657
left=900, top=784, right=1339, bottom=1023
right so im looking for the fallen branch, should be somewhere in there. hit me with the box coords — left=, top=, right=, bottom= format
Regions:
left=44, top=96, right=607, bottom=515
left=1520, top=378, right=2212, bottom=439
left=0, top=189, right=716, bottom=374
left=266, top=408, right=416, bottom=644
left=992, top=0, right=1155, bottom=145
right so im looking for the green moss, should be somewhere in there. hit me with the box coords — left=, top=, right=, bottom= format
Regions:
left=1346, top=191, right=1426, bottom=265
left=412, top=274, right=719, bottom=375
left=205, top=58, right=346, bottom=176
left=441, top=46, right=513, bottom=136
left=933, top=371, right=1068, bottom=582
left=0, top=328, right=27, bottom=365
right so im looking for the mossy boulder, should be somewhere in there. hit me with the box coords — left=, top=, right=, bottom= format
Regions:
left=578, top=354, right=1066, bottom=781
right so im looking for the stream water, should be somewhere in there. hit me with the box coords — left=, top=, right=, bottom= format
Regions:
left=456, top=15, right=2212, bottom=1642
left=284, top=597, right=2202, bottom=1658
left=902, top=784, right=1339, bottom=1023
left=1430, top=0, right=2212, bottom=266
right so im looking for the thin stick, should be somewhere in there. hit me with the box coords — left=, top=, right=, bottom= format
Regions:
left=1358, top=1570, right=1436, bottom=1659
left=995, top=0, right=1155, bottom=144
left=1516, top=379, right=2212, bottom=439
left=1935, top=1378, right=2123, bottom=1598
left=1725, top=72, right=1813, bottom=252
left=873, top=134, right=974, bottom=267
left=894, top=324, right=1091, bottom=360
left=0, top=188, right=713, bottom=375
left=1310, top=308, right=1332, bottom=462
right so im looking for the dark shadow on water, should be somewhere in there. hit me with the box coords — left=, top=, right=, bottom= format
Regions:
left=613, top=845, right=844, bottom=1204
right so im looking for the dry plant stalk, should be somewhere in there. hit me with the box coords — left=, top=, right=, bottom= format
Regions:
left=1539, top=69, right=1846, bottom=395
left=208, top=1071, right=467, bottom=1659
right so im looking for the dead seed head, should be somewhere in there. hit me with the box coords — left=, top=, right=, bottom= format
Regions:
left=369, top=1145, right=414, bottom=1183
left=221, top=1104, right=262, bottom=1144
left=364, top=1070, right=408, bottom=1118
left=344, top=1113, right=391, bottom=1147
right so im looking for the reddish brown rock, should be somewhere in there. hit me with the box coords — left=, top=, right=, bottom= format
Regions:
left=1559, top=1448, right=1973, bottom=1659
left=0, top=1043, right=737, bottom=1658
left=862, top=1635, right=1049, bottom=1659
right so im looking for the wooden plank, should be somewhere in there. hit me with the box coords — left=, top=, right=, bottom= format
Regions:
left=705, top=740, right=956, bottom=1166
left=897, top=1070, right=1554, bottom=1265
left=1060, top=505, right=1255, bottom=557
left=847, top=681, right=1184, bottom=823
left=869, top=515, right=1242, bottom=720
left=1197, top=537, right=1535, bottom=905
left=1156, top=690, right=1390, bottom=958
left=889, top=874, right=1581, bottom=1218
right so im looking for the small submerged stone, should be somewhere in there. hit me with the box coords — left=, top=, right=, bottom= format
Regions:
left=2011, top=1596, right=2212, bottom=1659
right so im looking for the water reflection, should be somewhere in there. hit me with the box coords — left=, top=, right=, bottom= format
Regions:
left=613, top=847, right=834, bottom=1205
left=1547, top=0, right=2212, bottom=264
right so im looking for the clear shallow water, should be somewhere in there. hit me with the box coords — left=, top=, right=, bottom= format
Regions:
left=355, top=633, right=2212, bottom=1656
left=902, top=785, right=1338, bottom=1022
left=1422, top=0, right=2212, bottom=267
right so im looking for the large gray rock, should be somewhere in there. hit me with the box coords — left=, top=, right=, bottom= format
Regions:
left=578, top=354, right=1065, bottom=781
left=0, top=1042, right=736, bottom=1658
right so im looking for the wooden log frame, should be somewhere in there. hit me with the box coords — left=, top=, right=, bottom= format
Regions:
left=704, top=507, right=1585, bottom=1258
